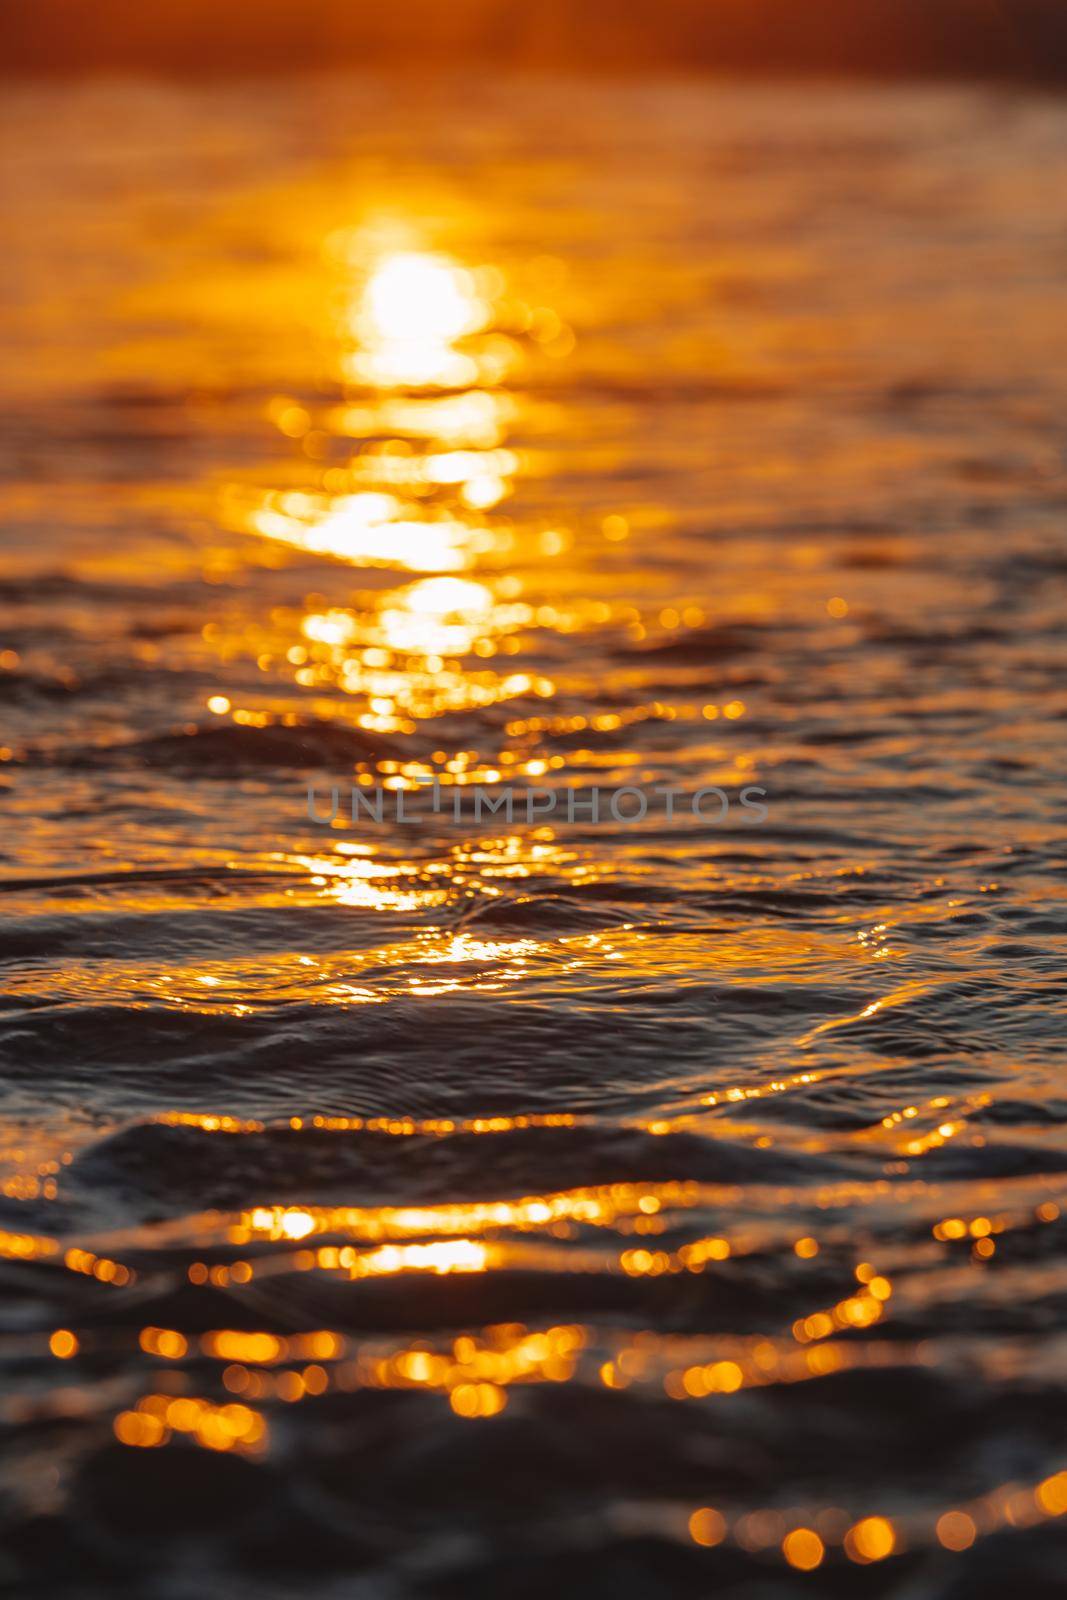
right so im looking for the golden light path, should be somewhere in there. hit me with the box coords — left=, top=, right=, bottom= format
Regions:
left=234, top=245, right=521, bottom=582
left=203, top=234, right=596, bottom=763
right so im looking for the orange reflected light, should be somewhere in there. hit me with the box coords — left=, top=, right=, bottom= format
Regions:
left=347, top=251, right=500, bottom=389
left=361, top=253, right=489, bottom=345
left=377, top=576, right=497, bottom=655
left=250, top=490, right=473, bottom=571
left=783, top=1528, right=824, bottom=1570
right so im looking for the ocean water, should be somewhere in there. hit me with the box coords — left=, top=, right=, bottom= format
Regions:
left=1, top=74, right=1066, bottom=1597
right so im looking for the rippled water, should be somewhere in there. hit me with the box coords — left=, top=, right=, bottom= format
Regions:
left=2, top=74, right=1067, bottom=1596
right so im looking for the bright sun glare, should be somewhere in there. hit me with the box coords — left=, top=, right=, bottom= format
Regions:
left=347, top=250, right=495, bottom=389
left=243, top=240, right=512, bottom=568
left=359, top=252, right=488, bottom=345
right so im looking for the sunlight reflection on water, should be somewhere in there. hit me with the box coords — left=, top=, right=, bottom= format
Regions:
left=1, top=74, right=1066, bottom=1596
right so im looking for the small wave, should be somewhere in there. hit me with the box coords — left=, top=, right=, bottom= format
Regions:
left=70, top=1116, right=833, bottom=1219
left=64, top=720, right=407, bottom=774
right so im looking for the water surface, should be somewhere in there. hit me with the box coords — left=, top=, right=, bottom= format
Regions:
left=1, top=75, right=1066, bottom=1596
